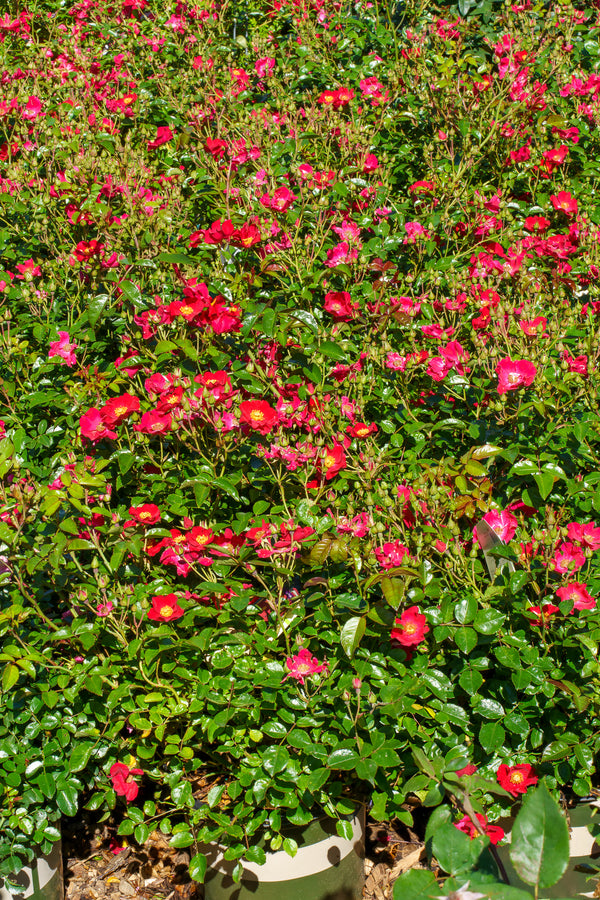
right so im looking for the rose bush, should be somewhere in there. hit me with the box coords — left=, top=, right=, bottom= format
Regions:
left=2, top=0, right=600, bottom=888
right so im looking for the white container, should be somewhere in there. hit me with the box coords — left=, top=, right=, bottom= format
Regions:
left=201, top=806, right=365, bottom=900
left=498, top=800, right=600, bottom=899
left=0, top=840, right=63, bottom=900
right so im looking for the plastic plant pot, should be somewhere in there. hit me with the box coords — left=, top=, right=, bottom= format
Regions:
left=201, top=805, right=365, bottom=900
left=0, top=840, right=63, bottom=900
left=497, top=799, right=600, bottom=899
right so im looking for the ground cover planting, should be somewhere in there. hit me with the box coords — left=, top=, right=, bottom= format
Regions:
left=2, top=0, right=600, bottom=896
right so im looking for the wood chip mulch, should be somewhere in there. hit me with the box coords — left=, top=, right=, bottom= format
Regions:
left=62, top=813, right=426, bottom=900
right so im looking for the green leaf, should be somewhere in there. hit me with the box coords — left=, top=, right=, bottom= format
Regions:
left=533, top=471, right=554, bottom=500
left=371, top=746, right=401, bottom=767
left=288, top=730, right=313, bottom=751
left=189, top=853, right=208, bottom=883
left=510, top=781, right=569, bottom=888
left=473, top=610, right=506, bottom=634
left=207, top=784, right=225, bottom=808
left=327, top=748, right=360, bottom=770
left=455, top=596, right=477, bottom=624
left=261, top=746, right=290, bottom=775
left=290, top=310, right=319, bottom=333
left=283, top=837, right=298, bottom=858
left=245, top=846, right=267, bottom=866
left=455, top=628, right=477, bottom=654
left=134, top=824, right=150, bottom=844
left=381, top=577, right=404, bottom=606
left=56, top=784, right=79, bottom=817
left=119, top=280, right=144, bottom=308
left=431, top=823, right=486, bottom=875
left=477, top=698, right=504, bottom=719
left=213, top=476, right=240, bottom=500
left=340, top=617, right=366, bottom=658
left=509, top=570, right=529, bottom=594
left=541, top=740, right=573, bottom=761
left=88, top=293, right=110, bottom=327
left=170, top=832, right=195, bottom=848
left=36, top=773, right=56, bottom=799
left=69, top=743, right=93, bottom=773
left=392, top=868, right=439, bottom=900
left=156, top=251, right=197, bottom=265
left=459, top=670, right=483, bottom=693
left=2, top=663, right=20, bottom=691
left=575, top=744, right=593, bottom=771
left=319, top=341, right=347, bottom=361
left=479, top=723, right=505, bottom=753
left=175, top=337, right=199, bottom=361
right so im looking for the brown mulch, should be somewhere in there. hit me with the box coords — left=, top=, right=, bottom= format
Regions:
left=62, top=813, right=426, bottom=900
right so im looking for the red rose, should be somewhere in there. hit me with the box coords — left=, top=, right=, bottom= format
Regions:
left=454, top=813, right=504, bottom=845
left=147, top=125, right=174, bottom=149
left=110, top=763, right=143, bottom=802
left=324, top=291, right=359, bottom=321
left=550, top=191, right=577, bottom=217
left=134, top=410, right=173, bottom=435
left=321, top=444, right=347, bottom=480
left=128, top=504, right=161, bottom=526
left=347, top=422, right=378, bottom=438
left=80, top=408, right=116, bottom=443
left=497, top=763, right=538, bottom=796
left=526, top=603, right=559, bottom=626
left=186, top=526, right=214, bottom=552
left=239, top=400, right=278, bottom=435
left=391, top=606, right=429, bottom=647
left=496, top=357, right=537, bottom=394
left=147, top=594, right=184, bottom=622
left=100, top=393, right=140, bottom=427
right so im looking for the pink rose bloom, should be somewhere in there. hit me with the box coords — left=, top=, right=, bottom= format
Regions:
left=147, top=125, right=174, bottom=149
left=427, top=356, right=451, bottom=381
left=269, top=186, right=298, bottom=212
left=49, top=331, right=78, bottom=367
left=386, top=353, right=407, bottom=371
left=332, top=220, right=361, bottom=243
left=96, top=601, right=114, bottom=617
left=556, top=582, right=596, bottom=612
left=375, top=540, right=410, bottom=570
left=519, top=316, right=547, bottom=336
left=324, top=291, right=359, bottom=321
left=552, top=542, right=586, bottom=574
left=404, top=221, right=428, bottom=240
left=16, top=259, right=41, bottom=279
left=22, top=95, right=43, bottom=120
left=483, top=509, right=518, bottom=542
left=566, top=521, right=600, bottom=550
left=363, top=153, right=379, bottom=172
left=80, top=408, right=117, bottom=443
left=562, top=351, right=588, bottom=374
left=496, top=357, right=537, bottom=394
left=550, top=191, right=577, bottom=217
left=284, top=648, right=328, bottom=684
left=255, top=57, right=275, bottom=78
left=325, top=242, right=358, bottom=268
left=110, top=763, right=143, bottom=802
